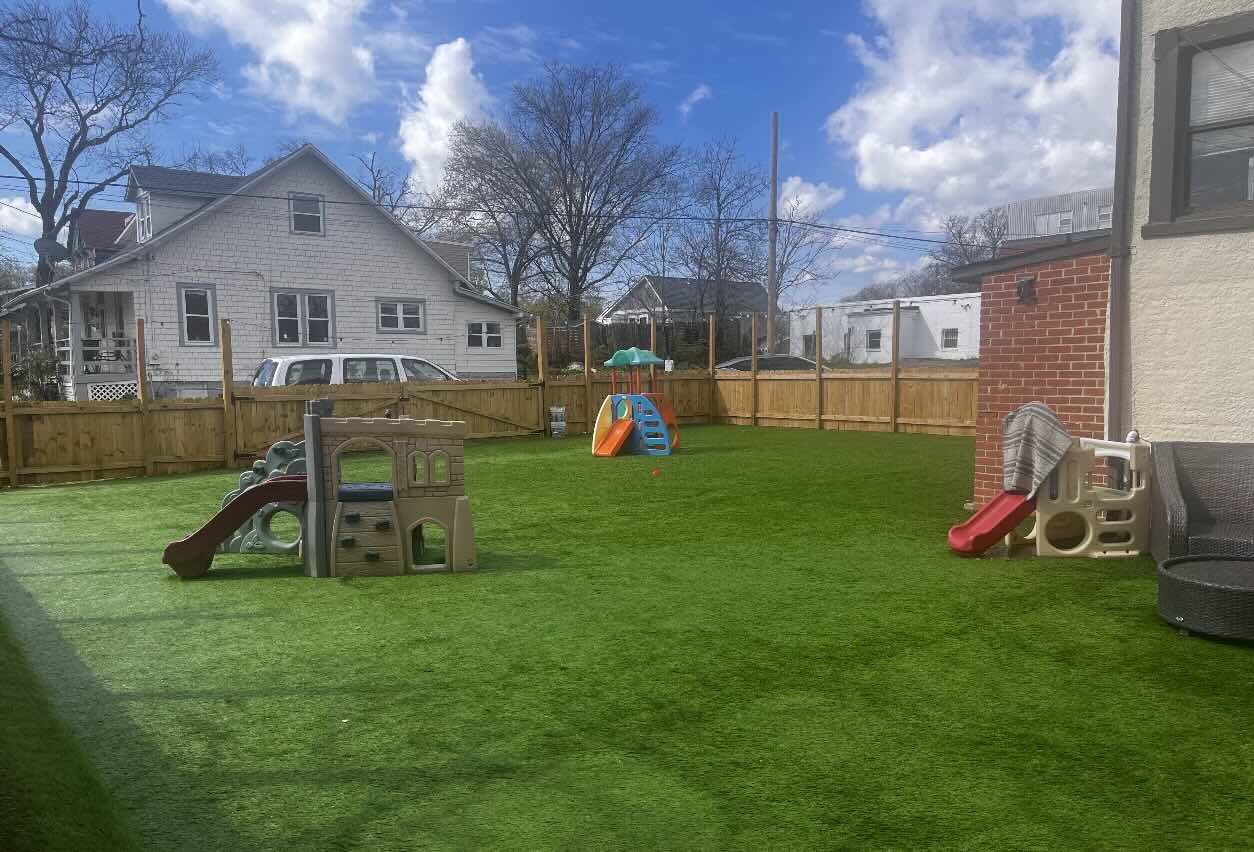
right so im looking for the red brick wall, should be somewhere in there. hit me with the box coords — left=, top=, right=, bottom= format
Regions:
left=974, top=252, right=1110, bottom=505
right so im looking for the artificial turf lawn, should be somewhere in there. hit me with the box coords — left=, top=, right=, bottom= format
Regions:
left=2, top=425, right=1253, bottom=850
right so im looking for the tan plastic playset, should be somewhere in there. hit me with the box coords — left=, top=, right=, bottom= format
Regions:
left=163, top=401, right=476, bottom=578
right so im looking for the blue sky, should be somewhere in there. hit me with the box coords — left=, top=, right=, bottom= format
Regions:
left=0, top=0, right=1122, bottom=302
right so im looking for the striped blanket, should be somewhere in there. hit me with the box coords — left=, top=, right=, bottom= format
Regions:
left=1002, top=402, right=1073, bottom=497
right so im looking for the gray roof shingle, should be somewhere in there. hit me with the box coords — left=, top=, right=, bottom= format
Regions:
left=634, top=275, right=767, bottom=314
left=127, top=165, right=247, bottom=199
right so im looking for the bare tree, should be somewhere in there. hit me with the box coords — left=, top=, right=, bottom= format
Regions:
left=0, top=0, right=217, bottom=285
left=353, top=151, right=448, bottom=237
left=861, top=206, right=1008, bottom=299
left=453, top=64, right=679, bottom=321
left=182, top=142, right=252, bottom=176
left=443, top=123, right=547, bottom=306
left=674, top=138, right=767, bottom=323
left=774, top=196, right=845, bottom=306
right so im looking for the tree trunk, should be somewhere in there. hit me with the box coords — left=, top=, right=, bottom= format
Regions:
left=566, top=275, right=582, bottom=322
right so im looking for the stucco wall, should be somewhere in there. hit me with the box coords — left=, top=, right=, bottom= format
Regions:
left=65, top=153, right=516, bottom=392
left=788, top=293, right=980, bottom=363
left=1122, top=0, right=1254, bottom=441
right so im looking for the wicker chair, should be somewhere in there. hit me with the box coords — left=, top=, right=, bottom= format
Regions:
left=1150, top=442, right=1254, bottom=563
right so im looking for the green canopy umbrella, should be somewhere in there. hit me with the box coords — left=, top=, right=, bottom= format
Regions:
left=603, top=347, right=665, bottom=368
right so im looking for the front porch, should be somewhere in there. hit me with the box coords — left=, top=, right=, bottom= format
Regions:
left=13, top=290, right=139, bottom=401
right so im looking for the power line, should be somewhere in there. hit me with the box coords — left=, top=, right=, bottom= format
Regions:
left=0, top=198, right=40, bottom=219
left=0, top=171, right=1006, bottom=252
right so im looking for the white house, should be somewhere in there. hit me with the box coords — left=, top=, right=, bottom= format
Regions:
left=0, top=144, right=517, bottom=400
left=787, top=293, right=980, bottom=364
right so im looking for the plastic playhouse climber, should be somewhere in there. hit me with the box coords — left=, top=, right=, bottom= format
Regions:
left=592, top=348, right=680, bottom=458
left=948, top=402, right=1152, bottom=558
left=163, top=401, right=477, bottom=579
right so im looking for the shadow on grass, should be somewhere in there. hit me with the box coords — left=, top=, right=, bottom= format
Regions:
left=0, top=561, right=258, bottom=851
left=178, top=559, right=305, bottom=581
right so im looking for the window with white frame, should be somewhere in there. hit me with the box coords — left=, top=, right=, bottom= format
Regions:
left=272, top=291, right=332, bottom=345
left=467, top=321, right=502, bottom=348
left=179, top=285, right=215, bottom=345
left=377, top=299, right=424, bottom=333
left=137, top=194, right=152, bottom=242
left=290, top=193, right=324, bottom=235
left=866, top=329, right=882, bottom=352
left=942, top=328, right=959, bottom=350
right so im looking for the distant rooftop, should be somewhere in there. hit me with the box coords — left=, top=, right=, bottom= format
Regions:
left=1003, top=187, right=1114, bottom=245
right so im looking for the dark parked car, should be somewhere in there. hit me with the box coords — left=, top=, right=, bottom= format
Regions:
left=714, top=354, right=817, bottom=371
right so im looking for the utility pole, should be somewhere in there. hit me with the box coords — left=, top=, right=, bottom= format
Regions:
left=765, top=111, right=779, bottom=354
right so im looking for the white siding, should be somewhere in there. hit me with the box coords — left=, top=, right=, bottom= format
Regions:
left=69, top=154, right=515, bottom=389
left=1120, top=0, right=1254, bottom=442
left=788, top=293, right=980, bottom=363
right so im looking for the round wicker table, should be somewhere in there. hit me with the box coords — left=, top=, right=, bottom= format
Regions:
left=1158, top=556, right=1254, bottom=640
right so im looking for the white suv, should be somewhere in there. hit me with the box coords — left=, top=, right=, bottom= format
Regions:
left=251, top=354, right=458, bottom=387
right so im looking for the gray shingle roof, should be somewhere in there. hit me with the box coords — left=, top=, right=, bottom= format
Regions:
left=127, top=165, right=247, bottom=199
left=638, top=275, right=767, bottom=314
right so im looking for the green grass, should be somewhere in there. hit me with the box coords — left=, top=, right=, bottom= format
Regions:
left=2, top=426, right=1253, bottom=850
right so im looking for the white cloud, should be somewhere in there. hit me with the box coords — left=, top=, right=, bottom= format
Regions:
left=631, top=59, right=674, bottom=77
left=779, top=176, right=845, bottom=217
left=678, top=84, right=712, bottom=121
left=162, top=0, right=411, bottom=124
left=399, top=39, right=494, bottom=191
left=827, top=0, right=1120, bottom=223
left=0, top=197, right=42, bottom=238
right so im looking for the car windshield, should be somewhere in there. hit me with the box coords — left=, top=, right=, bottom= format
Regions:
left=402, top=358, right=448, bottom=381
left=344, top=357, right=400, bottom=383
left=253, top=359, right=277, bottom=386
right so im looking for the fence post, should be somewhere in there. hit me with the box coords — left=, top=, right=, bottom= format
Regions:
left=582, top=313, right=592, bottom=434
left=707, top=313, right=716, bottom=424
left=135, top=318, right=154, bottom=476
left=890, top=299, right=901, bottom=433
left=648, top=314, right=657, bottom=389
left=220, top=318, right=237, bottom=467
left=535, top=317, right=547, bottom=434
left=750, top=313, right=759, bottom=427
left=814, top=306, right=823, bottom=431
left=2, top=319, right=18, bottom=487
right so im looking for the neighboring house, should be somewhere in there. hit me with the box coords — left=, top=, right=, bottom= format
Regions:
left=1003, top=188, right=1114, bottom=248
left=1108, top=0, right=1254, bottom=442
left=0, top=145, right=517, bottom=400
left=787, top=293, right=980, bottom=365
left=598, top=275, right=768, bottom=324
left=67, top=208, right=133, bottom=270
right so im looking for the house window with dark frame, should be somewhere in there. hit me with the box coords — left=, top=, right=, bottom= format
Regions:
left=467, top=321, right=502, bottom=348
left=942, top=327, right=960, bottom=350
left=377, top=299, right=424, bottom=333
left=290, top=193, right=324, bottom=235
left=272, top=291, right=332, bottom=345
left=179, top=285, right=215, bottom=345
left=802, top=333, right=816, bottom=359
left=1146, top=13, right=1254, bottom=236
left=866, top=329, right=882, bottom=352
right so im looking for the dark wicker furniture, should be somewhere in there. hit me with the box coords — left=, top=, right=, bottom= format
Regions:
left=1158, top=556, right=1254, bottom=640
left=1150, top=442, right=1254, bottom=563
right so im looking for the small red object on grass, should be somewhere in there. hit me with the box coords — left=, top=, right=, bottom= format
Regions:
left=651, top=468, right=660, bottom=477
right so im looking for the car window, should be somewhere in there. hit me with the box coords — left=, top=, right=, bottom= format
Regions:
left=765, top=356, right=812, bottom=370
left=344, top=357, right=400, bottom=383
left=253, top=359, right=277, bottom=387
left=402, top=358, right=448, bottom=381
left=284, top=359, right=333, bottom=385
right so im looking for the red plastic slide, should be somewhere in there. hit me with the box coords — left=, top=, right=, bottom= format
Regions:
left=162, top=475, right=308, bottom=579
left=947, top=491, right=1036, bottom=557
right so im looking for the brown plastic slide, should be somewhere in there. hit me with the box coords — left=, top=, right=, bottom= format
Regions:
left=162, top=475, right=307, bottom=579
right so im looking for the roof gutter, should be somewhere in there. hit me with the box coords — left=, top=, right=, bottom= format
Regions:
left=1106, top=0, right=1138, bottom=441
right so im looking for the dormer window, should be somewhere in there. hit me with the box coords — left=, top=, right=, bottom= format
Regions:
left=290, top=193, right=324, bottom=235
left=137, top=193, right=152, bottom=242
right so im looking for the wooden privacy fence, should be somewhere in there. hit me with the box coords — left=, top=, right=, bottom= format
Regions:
left=0, top=308, right=977, bottom=487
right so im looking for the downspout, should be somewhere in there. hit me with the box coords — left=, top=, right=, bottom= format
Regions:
left=1106, top=0, right=1138, bottom=440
